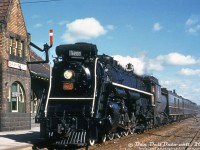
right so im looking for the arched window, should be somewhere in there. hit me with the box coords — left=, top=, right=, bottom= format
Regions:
left=9, top=82, right=25, bottom=112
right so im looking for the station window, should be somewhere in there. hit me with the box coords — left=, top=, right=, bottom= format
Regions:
left=177, top=99, right=179, bottom=108
left=18, top=41, right=24, bottom=57
left=9, top=82, right=25, bottom=112
left=174, top=98, right=176, bottom=107
left=9, top=37, right=24, bottom=57
left=9, top=37, right=16, bottom=55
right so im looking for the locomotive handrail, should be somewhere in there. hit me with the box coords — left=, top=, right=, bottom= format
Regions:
left=91, top=57, right=99, bottom=117
left=48, top=97, right=94, bottom=100
left=45, top=66, right=52, bottom=117
left=112, top=82, right=155, bottom=106
left=112, top=82, right=153, bottom=96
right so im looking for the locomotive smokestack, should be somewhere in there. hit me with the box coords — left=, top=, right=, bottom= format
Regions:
left=126, top=63, right=134, bottom=72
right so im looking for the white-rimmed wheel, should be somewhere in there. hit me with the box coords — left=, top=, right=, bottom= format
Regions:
left=88, top=139, right=95, bottom=146
left=129, top=128, right=135, bottom=134
left=100, top=134, right=106, bottom=143
left=123, top=130, right=129, bottom=136
left=107, top=133, right=114, bottom=140
left=115, top=133, right=121, bottom=138
left=120, top=130, right=129, bottom=137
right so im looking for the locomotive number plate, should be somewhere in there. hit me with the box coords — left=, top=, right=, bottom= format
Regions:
left=63, top=83, right=74, bottom=90
left=69, top=50, right=82, bottom=57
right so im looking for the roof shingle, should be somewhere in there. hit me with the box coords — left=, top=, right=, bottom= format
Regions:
left=29, top=50, right=50, bottom=79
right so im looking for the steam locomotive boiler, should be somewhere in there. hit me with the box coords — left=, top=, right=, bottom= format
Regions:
left=34, top=42, right=163, bottom=147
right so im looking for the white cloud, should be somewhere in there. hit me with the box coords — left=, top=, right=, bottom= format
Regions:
left=126, top=24, right=134, bottom=30
left=186, top=17, right=198, bottom=26
left=160, top=79, right=200, bottom=104
left=47, top=20, right=54, bottom=25
left=185, top=16, right=200, bottom=34
left=113, top=54, right=163, bottom=75
left=34, top=23, right=43, bottom=28
left=179, top=68, right=200, bottom=76
left=146, top=53, right=197, bottom=72
left=106, top=25, right=115, bottom=31
left=113, top=55, right=146, bottom=75
left=153, top=22, right=163, bottom=32
left=112, top=52, right=198, bottom=75
left=58, top=20, right=69, bottom=26
left=62, top=18, right=107, bottom=43
left=157, top=52, right=197, bottom=65
left=160, top=79, right=188, bottom=90
left=31, top=15, right=40, bottom=19
left=186, top=25, right=200, bottom=34
left=148, top=59, right=164, bottom=71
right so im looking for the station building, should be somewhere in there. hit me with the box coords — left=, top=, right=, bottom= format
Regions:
left=0, top=0, right=50, bottom=131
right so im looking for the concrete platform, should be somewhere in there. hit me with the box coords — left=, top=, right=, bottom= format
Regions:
left=0, top=127, right=41, bottom=150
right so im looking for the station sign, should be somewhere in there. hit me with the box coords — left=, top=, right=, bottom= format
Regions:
left=8, top=61, right=27, bottom=71
left=12, top=92, right=21, bottom=97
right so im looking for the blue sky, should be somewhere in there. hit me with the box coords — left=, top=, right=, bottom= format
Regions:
left=21, top=0, right=200, bottom=105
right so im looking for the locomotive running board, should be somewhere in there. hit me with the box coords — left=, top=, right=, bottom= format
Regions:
left=112, top=82, right=155, bottom=106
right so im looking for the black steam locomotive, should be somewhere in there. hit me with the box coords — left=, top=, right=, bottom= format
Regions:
left=33, top=42, right=197, bottom=147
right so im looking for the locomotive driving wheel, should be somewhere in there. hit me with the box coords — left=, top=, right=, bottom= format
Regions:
left=88, top=139, right=95, bottom=146
left=100, top=134, right=107, bottom=143
left=115, top=133, right=121, bottom=138
left=123, top=130, right=129, bottom=136
left=120, top=130, right=129, bottom=137
left=147, top=119, right=154, bottom=129
left=107, top=133, right=114, bottom=140
left=129, top=127, right=135, bottom=134
left=98, top=131, right=107, bottom=143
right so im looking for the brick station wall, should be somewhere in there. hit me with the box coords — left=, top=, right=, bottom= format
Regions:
left=0, top=0, right=31, bottom=131
left=0, top=113, right=30, bottom=131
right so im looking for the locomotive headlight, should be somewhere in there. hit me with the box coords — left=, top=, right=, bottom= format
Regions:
left=64, top=70, right=74, bottom=79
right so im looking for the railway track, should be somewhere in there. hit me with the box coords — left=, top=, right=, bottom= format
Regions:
left=33, top=116, right=200, bottom=150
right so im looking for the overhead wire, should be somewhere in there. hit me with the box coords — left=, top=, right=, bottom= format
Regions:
left=20, top=0, right=64, bottom=4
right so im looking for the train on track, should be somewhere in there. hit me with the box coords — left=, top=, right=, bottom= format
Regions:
left=29, top=38, right=198, bottom=148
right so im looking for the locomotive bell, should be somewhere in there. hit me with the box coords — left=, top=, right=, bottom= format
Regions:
left=126, top=63, right=134, bottom=72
